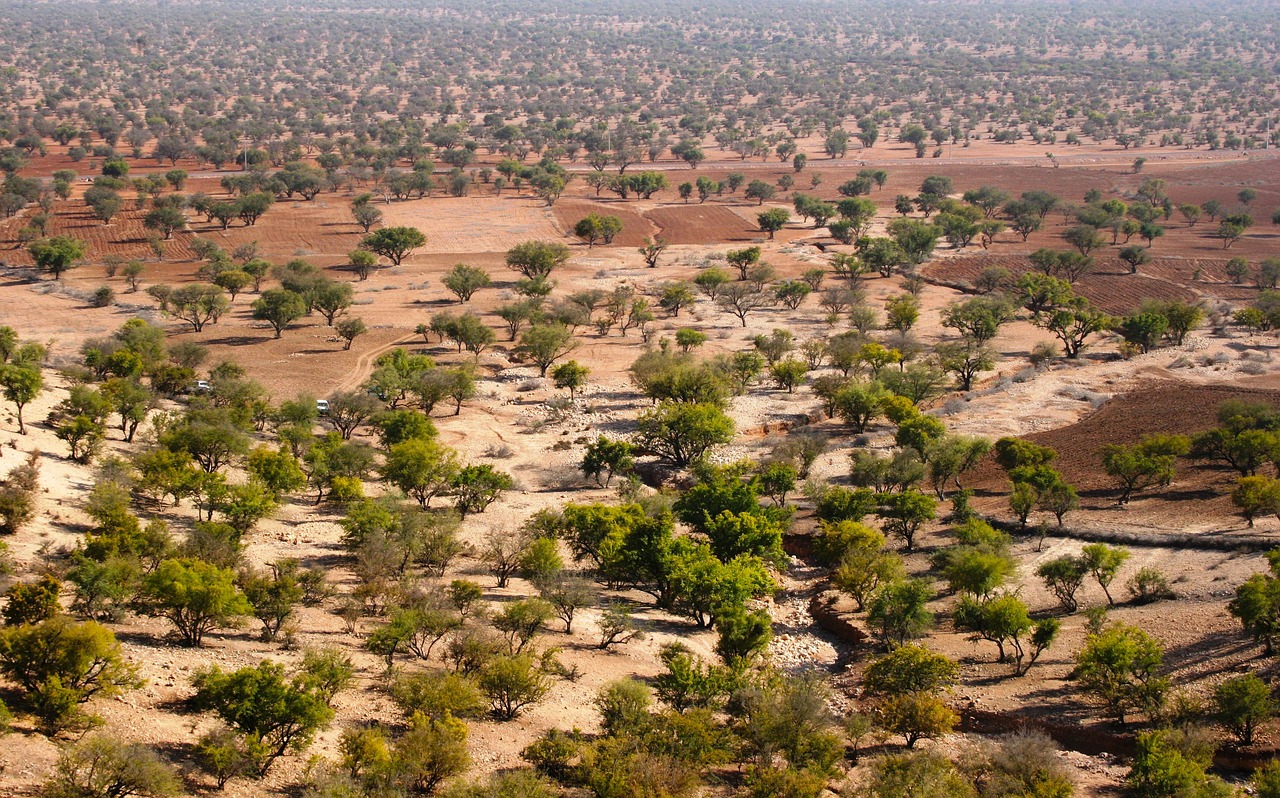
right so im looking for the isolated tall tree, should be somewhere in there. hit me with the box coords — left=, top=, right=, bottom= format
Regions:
left=0, top=362, right=42, bottom=434
left=506, top=241, right=571, bottom=279
left=252, top=290, right=308, bottom=338
left=29, top=235, right=86, bottom=280
left=360, top=226, right=426, bottom=266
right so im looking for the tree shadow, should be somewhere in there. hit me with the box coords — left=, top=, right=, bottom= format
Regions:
left=200, top=334, right=269, bottom=347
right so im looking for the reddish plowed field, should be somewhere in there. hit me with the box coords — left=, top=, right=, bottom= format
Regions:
left=645, top=203, right=763, bottom=244
left=922, top=253, right=1258, bottom=314
left=965, top=382, right=1280, bottom=526
left=0, top=196, right=366, bottom=268
left=552, top=199, right=655, bottom=247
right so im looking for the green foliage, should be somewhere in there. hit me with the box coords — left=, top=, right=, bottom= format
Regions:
left=864, top=644, right=958, bottom=696
left=1255, top=760, right=1280, bottom=798
left=391, top=670, right=486, bottom=721
left=505, top=240, right=570, bottom=279
left=67, top=554, right=139, bottom=622
left=239, top=562, right=304, bottom=641
left=29, top=234, right=86, bottom=279
left=1074, top=622, right=1169, bottom=724
left=667, top=542, right=774, bottom=628
left=581, top=436, right=635, bottom=487
left=654, top=644, right=729, bottom=712
left=1229, top=565, right=1280, bottom=654
left=43, top=735, right=179, bottom=798
left=1100, top=435, right=1190, bottom=504
left=1213, top=672, right=1276, bottom=745
left=494, top=598, right=553, bottom=654
left=993, top=437, right=1057, bottom=471
left=636, top=401, right=734, bottom=467
left=1233, top=476, right=1280, bottom=527
left=1079, top=543, right=1132, bottom=605
left=735, top=672, right=843, bottom=774
left=859, top=750, right=975, bottom=798
left=876, top=490, right=937, bottom=551
left=702, top=510, right=787, bottom=567
left=832, top=536, right=905, bottom=612
left=3, top=573, right=62, bottom=625
left=139, top=558, right=252, bottom=646
left=452, top=464, right=513, bottom=517
left=0, top=617, right=141, bottom=732
left=714, top=605, right=772, bottom=667
left=1036, top=555, right=1089, bottom=613
left=360, top=225, right=426, bottom=265
left=867, top=579, right=934, bottom=646
left=516, top=323, right=576, bottom=377
left=878, top=692, right=958, bottom=749
left=192, top=659, right=339, bottom=776
left=381, top=437, right=461, bottom=508
left=814, top=486, right=878, bottom=524
left=935, top=543, right=1016, bottom=599
left=251, top=288, right=307, bottom=338
left=480, top=652, right=551, bottom=720
left=1126, top=728, right=1231, bottom=798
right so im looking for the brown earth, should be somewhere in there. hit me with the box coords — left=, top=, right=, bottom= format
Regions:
left=962, top=381, right=1280, bottom=532
left=644, top=203, right=764, bottom=245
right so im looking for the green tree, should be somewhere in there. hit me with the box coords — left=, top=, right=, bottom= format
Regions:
left=1213, top=672, right=1276, bottom=746
left=392, top=713, right=471, bottom=794
left=139, top=558, right=252, bottom=646
left=239, top=563, right=304, bottom=641
left=0, top=617, right=141, bottom=731
left=744, top=179, right=776, bottom=204
left=192, top=660, right=338, bottom=775
left=876, top=490, right=937, bottom=551
left=867, top=579, right=934, bottom=646
left=142, top=205, right=186, bottom=239
left=42, top=735, right=179, bottom=798
left=581, top=436, right=635, bottom=487
left=452, top=464, right=514, bottom=517
left=312, top=280, right=354, bottom=325
left=0, top=362, right=42, bottom=434
left=941, top=295, right=1015, bottom=344
left=636, top=402, right=735, bottom=467
left=29, top=235, right=86, bottom=279
left=442, top=263, right=491, bottom=303
left=757, top=207, right=790, bottom=239
left=480, top=653, right=551, bottom=720
left=551, top=360, right=590, bottom=397
left=3, top=574, right=62, bottom=625
left=335, top=316, right=368, bottom=351
left=714, top=605, right=772, bottom=667
left=1229, top=568, right=1280, bottom=654
left=506, top=240, right=571, bottom=279
left=1080, top=543, right=1132, bottom=606
left=251, top=289, right=308, bottom=338
left=168, top=283, right=230, bottom=332
left=348, top=249, right=379, bottom=281
left=574, top=213, right=624, bottom=247
left=864, top=644, right=959, bottom=695
left=1036, top=555, right=1088, bottom=612
left=860, top=750, right=974, bottom=798
left=360, top=226, right=426, bottom=266
left=1126, top=728, right=1228, bottom=798
left=1074, top=623, right=1169, bottom=724
left=381, top=437, right=461, bottom=508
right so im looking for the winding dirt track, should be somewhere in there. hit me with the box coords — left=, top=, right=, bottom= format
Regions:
left=332, top=331, right=419, bottom=394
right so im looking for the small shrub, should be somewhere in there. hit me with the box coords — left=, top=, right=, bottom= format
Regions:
left=1029, top=341, right=1058, bottom=365
left=1127, top=567, right=1176, bottom=604
left=90, top=286, right=115, bottom=307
